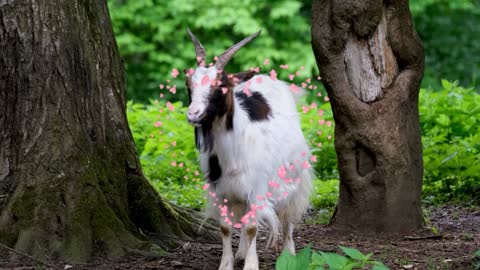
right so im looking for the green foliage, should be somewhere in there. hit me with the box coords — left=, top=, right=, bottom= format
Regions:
left=275, top=245, right=389, bottom=270
left=127, top=100, right=205, bottom=210
left=276, top=244, right=313, bottom=270
left=108, top=0, right=315, bottom=103
left=301, top=100, right=337, bottom=180
left=411, top=1, right=480, bottom=90
left=420, top=81, right=480, bottom=204
left=409, top=0, right=477, bottom=13
left=310, top=179, right=338, bottom=210
left=307, top=179, right=338, bottom=225
left=108, top=0, right=480, bottom=106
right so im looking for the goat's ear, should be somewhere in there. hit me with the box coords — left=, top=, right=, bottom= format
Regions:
left=231, top=70, right=259, bottom=83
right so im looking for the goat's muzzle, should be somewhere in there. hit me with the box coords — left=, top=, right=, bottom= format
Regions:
left=187, top=107, right=206, bottom=127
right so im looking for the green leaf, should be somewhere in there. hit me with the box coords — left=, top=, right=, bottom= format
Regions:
left=339, top=246, right=366, bottom=261
left=320, top=252, right=350, bottom=269
left=271, top=1, right=302, bottom=19
left=276, top=245, right=312, bottom=270
left=441, top=79, right=452, bottom=90
left=435, top=114, right=451, bottom=126
left=310, top=252, right=326, bottom=269
left=372, top=263, right=390, bottom=270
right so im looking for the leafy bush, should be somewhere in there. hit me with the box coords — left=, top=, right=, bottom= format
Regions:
left=127, top=100, right=206, bottom=209
left=420, top=80, right=480, bottom=204
left=301, top=100, right=337, bottom=180
left=412, top=1, right=480, bottom=90
left=109, top=0, right=480, bottom=105
left=307, top=179, right=339, bottom=224
left=276, top=245, right=389, bottom=270
left=108, top=0, right=315, bottom=102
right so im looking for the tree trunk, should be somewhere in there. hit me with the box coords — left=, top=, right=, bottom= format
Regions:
left=0, top=0, right=212, bottom=263
left=311, top=0, right=425, bottom=233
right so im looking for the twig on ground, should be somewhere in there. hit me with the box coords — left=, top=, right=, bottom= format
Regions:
left=404, top=234, right=443, bottom=241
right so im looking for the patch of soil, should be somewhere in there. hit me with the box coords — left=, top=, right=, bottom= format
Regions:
left=1, top=205, right=478, bottom=270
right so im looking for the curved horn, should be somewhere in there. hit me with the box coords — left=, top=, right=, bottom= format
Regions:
left=215, top=30, right=262, bottom=70
left=187, top=28, right=206, bottom=65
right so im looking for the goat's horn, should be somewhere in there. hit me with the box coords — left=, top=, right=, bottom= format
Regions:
left=187, top=28, right=206, bottom=65
left=215, top=30, right=262, bottom=70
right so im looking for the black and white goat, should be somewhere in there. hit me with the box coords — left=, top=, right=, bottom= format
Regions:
left=185, top=29, right=312, bottom=270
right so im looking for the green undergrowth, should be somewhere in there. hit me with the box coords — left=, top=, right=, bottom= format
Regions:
left=420, top=81, right=480, bottom=205
left=127, top=100, right=206, bottom=210
left=276, top=244, right=389, bottom=270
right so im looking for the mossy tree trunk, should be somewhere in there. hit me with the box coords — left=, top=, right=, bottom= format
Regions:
left=0, top=0, right=211, bottom=263
left=311, top=0, right=425, bottom=233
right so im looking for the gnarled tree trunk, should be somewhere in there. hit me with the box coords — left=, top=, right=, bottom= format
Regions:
left=0, top=0, right=211, bottom=263
left=311, top=0, right=425, bottom=233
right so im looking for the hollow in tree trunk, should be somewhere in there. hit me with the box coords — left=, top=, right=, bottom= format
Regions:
left=0, top=0, right=212, bottom=263
left=311, top=0, right=425, bottom=233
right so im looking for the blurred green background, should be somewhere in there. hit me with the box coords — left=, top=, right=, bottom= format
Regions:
left=108, top=0, right=480, bottom=103
left=108, top=0, right=479, bottom=212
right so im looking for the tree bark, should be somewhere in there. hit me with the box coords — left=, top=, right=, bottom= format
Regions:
left=311, top=0, right=425, bottom=233
left=0, top=0, right=212, bottom=263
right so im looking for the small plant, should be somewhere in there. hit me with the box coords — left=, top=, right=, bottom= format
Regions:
left=474, top=249, right=480, bottom=270
left=276, top=245, right=313, bottom=270
left=275, top=245, right=389, bottom=270
left=394, top=258, right=411, bottom=268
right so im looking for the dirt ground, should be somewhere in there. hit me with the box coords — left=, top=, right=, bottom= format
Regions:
left=1, top=205, right=479, bottom=270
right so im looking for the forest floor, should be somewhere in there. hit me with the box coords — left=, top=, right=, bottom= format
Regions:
left=1, top=205, right=479, bottom=270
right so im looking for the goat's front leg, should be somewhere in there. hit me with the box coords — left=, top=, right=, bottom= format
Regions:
left=282, top=222, right=295, bottom=255
left=219, top=224, right=234, bottom=270
left=235, top=226, right=248, bottom=262
left=243, top=224, right=259, bottom=270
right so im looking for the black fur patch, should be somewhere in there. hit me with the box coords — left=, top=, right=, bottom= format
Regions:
left=194, top=127, right=200, bottom=149
left=235, top=91, right=272, bottom=121
left=208, top=155, right=222, bottom=183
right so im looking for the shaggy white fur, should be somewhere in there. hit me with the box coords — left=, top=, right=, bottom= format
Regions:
left=189, top=66, right=312, bottom=270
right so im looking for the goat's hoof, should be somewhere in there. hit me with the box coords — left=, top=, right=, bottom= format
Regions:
left=234, top=250, right=246, bottom=262
left=218, top=257, right=234, bottom=270
left=242, top=263, right=259, bottom=270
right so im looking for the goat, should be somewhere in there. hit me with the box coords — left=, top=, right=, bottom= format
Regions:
left=185, top=29, right=312, bottom=270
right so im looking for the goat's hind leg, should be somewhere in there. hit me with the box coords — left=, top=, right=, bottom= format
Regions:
left=219, top=224, right=234, bottom=270
left=282, top=221, right=295, bottom=255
